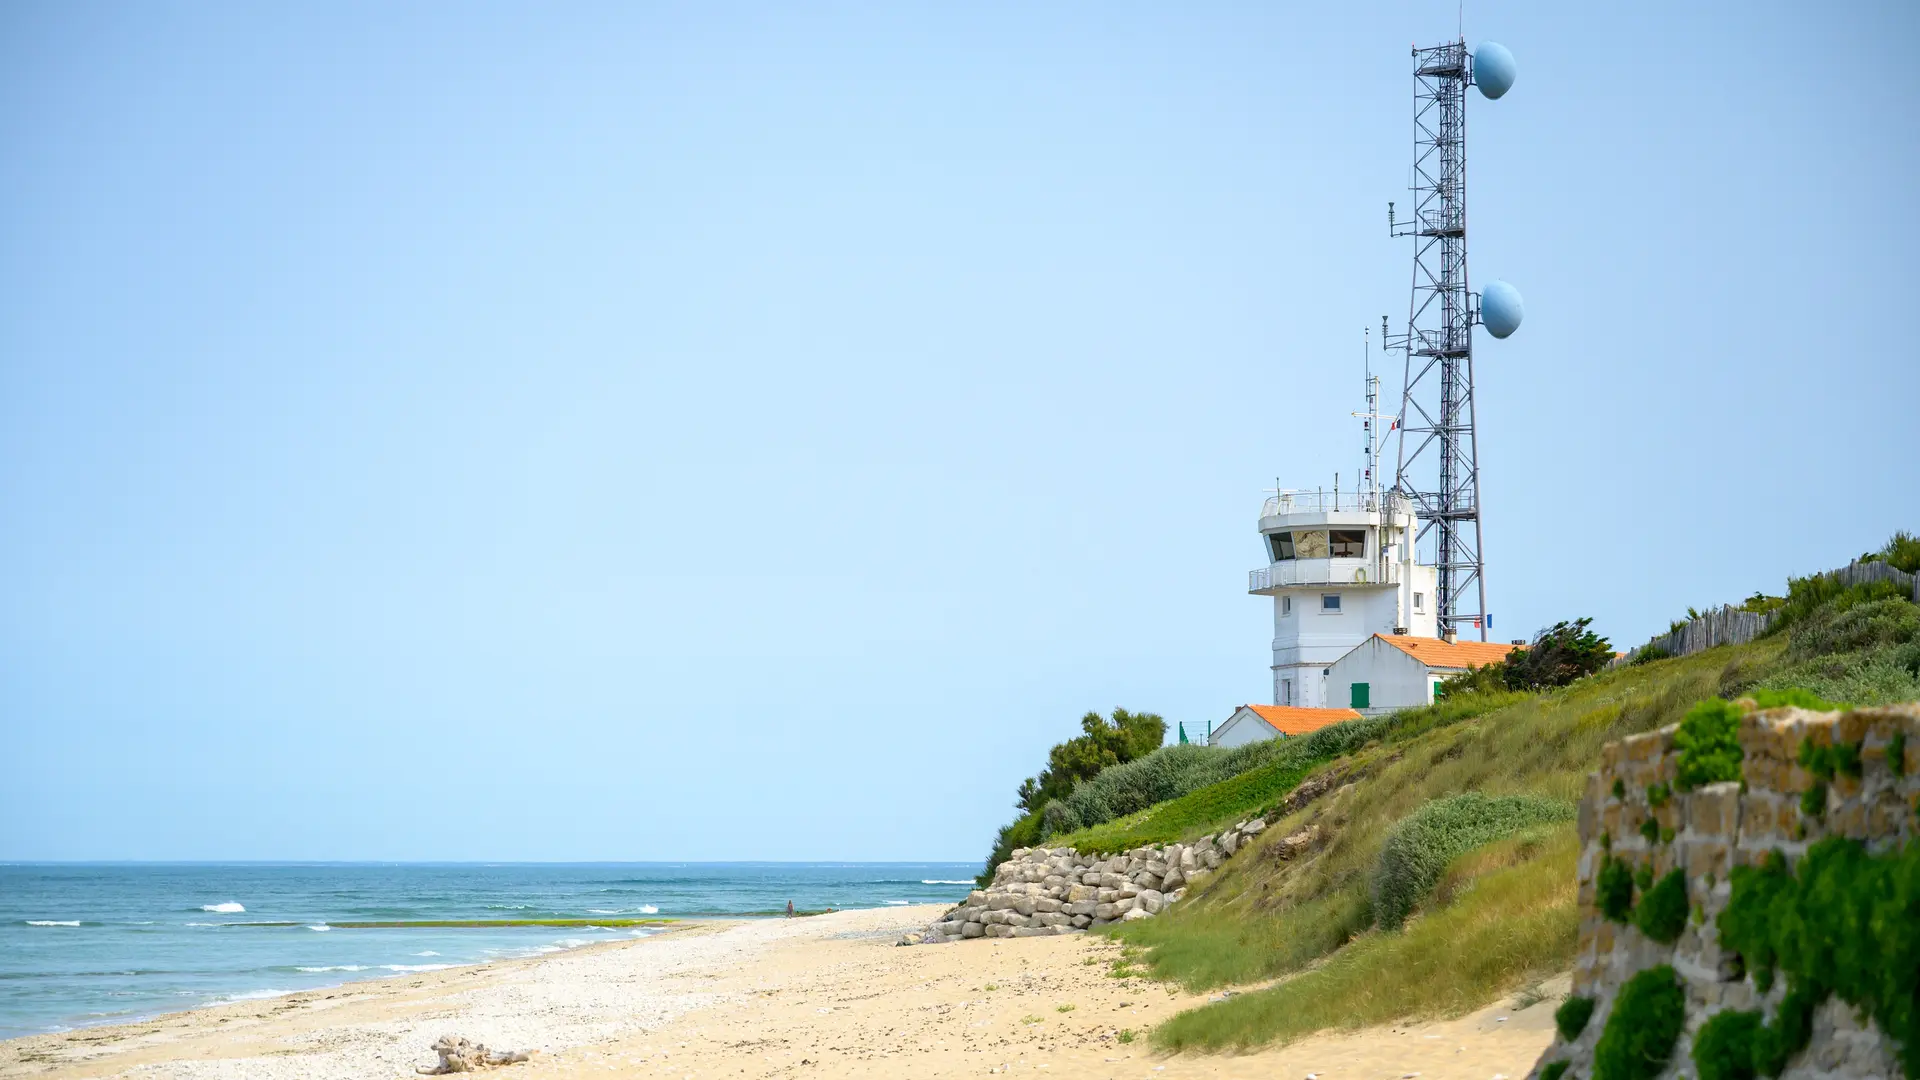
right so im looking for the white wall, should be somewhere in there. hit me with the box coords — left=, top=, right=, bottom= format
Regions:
left=1324, top=637, right=1448, bottom=714
left=1210, top=707, right=1278, bottom=748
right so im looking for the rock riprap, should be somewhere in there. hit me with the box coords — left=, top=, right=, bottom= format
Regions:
left=900, top=816, right=1289, bottom=945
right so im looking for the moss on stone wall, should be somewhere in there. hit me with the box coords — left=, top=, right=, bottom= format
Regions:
left=1716, top=837, right=1920, bottom=1078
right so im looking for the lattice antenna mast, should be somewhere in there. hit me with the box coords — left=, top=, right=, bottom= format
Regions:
left=1383, top=37, right=1521, bottom=642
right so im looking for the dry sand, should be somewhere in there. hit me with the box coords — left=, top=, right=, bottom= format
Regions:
left=1, top=906, right=1557, bottom=1080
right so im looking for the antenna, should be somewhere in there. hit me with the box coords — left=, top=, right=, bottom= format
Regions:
left=1385, top=38, right=1521, bottom=642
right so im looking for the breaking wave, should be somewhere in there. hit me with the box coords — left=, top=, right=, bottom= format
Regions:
left=200, top=903, right=245, bottom=914
left=25, top=920, right=82, bottom=927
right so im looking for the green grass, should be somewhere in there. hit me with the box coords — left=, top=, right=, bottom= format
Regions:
left=1053, top=690, right=1529, bottom=855
left=1151, top=825, right=1580, bottom=1050
left=1113, top=641, right=1776, bottom=1001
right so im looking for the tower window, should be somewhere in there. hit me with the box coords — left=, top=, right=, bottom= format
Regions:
left=1414, top=592, right=1425, bottom=612
left=1292, top=530, right=1329, bottom=559
left=1282, top=596, right=1292, bottom=615
left=1282, top=678, right=1293, bottom=705
left=1321, top=593, right=1341, bottom=612
left=1268, top=532, right=1295, bottom=561
left=1329, top=529, right=1366, bottom=557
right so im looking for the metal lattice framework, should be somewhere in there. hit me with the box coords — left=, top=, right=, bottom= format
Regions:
left=1388, top=38, right=1487, bottom=640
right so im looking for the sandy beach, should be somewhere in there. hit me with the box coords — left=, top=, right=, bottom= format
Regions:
left=2, top=906, right=1556, bottom=1080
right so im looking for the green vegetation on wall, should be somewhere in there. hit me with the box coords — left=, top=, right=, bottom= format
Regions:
left=1632, top=868, right=1688, bottom=944
left=1593, top=964, right=1686, bottom=1080
left=1715, top=837, right=1920, bottom=1078
left=1673, top=698, right=1745, bottom=791
left=1555, top=995, right=1596, bottom=1041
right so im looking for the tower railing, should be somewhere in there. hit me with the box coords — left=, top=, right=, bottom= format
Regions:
left=1249, top=560, right=1403, bottom=593
left=1259, top=491, right=1415, bottom=519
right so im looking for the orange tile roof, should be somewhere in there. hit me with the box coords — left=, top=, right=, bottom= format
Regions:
left=1374, top=633, right=1522, bottom=670
left=1243, top=704, right=1362, bottom=736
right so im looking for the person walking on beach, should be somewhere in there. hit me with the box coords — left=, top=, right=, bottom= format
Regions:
left=786, top=900, right=794, bottom=918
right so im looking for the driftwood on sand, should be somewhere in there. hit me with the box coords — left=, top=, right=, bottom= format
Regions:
left=416, top=1034, right=532, bottom=1074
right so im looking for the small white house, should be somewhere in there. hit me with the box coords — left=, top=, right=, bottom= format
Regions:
left=1208, top=704, right=1362, bottom=748
left=1323, top=633, right=1522, bottom=715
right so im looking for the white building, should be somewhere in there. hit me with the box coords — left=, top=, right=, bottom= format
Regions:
left=1208, top=704, right=1361, bottom=748
left=1249, top=489, right=1439, bottom=708
left=1323, top=633, right=1521, bottom=715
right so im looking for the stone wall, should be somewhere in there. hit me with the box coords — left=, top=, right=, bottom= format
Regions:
left=1530, top=702, right=1919, bottom=1080
left=899, top=814, right=1311, bottom=945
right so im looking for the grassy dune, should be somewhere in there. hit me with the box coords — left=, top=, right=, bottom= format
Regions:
left=1115, top=637, right=1790, bottom=1049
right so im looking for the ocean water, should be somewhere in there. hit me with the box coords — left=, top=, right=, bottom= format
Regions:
left=0, top=862, right=978, bottom=1040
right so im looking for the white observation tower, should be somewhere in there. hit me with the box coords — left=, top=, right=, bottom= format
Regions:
left=1247, top=347, right=1440, bottom=708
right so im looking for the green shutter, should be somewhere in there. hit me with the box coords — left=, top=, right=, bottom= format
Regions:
left=1433, top=680, right=1447, bottom=700
left=1350, top=681, right=1370, bottom=709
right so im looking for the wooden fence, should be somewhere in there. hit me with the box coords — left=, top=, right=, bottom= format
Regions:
left=1614, top=559, right=1918, bottom=667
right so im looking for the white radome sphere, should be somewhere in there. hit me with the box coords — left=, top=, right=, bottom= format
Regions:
left=1474, top=42, right=1516, bottom=100
left=1481, top=280, right=1524, bottom=339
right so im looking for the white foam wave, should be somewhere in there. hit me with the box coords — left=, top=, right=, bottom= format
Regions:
left=204, top=988, right=292, bottom=1006
left=587, top=908, right=621, bottom=915
left=294, top=965, right=367, bottom=973
left=26, top=920, right=81, bottom=927
left=306, top=925, right=331, bottom=932
left=412, top=950, right=441, bottom=957
left=637, top=904, right=658, bottom=914
left=922, top=879, right=974, bottom=885
left=200, top=902, right=245, bottom=914
left=379, top=963, right=455, bottom=973
left=556, top=937, right=591, bottom=948
left=884, top=900, right=910, bottom=906
left=184, top=922, right=219, bottom=928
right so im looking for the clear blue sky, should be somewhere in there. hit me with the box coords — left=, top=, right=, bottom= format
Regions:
left=3, top=2, right=1914, bottom=862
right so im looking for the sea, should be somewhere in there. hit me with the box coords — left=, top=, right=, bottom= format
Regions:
left=0, top=862, right=979, bottom=1041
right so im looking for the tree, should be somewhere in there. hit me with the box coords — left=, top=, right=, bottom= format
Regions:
left=1011, top=708, right=1167, bottom=814
left=1500, top=617, right=1612, bottom=690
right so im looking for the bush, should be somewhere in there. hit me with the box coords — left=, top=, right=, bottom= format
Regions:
left=1634, top=869, right=1688, bottom=944
left=1498, top=617, right=1614, bottom=690
left=1632, top=644, right=1672, bottom=665
left=1673, top=698, right=1745, bottom=791
left=1593, top=964, right=1686, bottom=1080
left=1555, top=995, right=1596, bottom=1041
left=1597, top=853, right=1636, bottom=923
left=1369, top=792, right=1576, bottom=930
left=1865, top=530, right=1920, bottom=574
left=1541, top=1063, right=1570, bottom=1080
left=1716, top=837, right=1920, bottom=1079
left=1692, top=1008, right=1763, bottom=1080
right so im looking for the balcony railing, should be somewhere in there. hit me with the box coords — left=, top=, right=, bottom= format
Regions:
left=1249, top=559, right=1401, bottom=593
left=1259, top=491, right=1413, bottom=520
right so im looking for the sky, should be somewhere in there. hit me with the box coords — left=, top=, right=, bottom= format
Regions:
left=2, top=2, right=1915, bottom=863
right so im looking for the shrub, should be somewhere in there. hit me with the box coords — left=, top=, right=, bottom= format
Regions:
left=1632, top=644, right=1672, bottom=665
left=1673, top=698, right=1744, bottom=791
left=1633, top=869, right=1688, bottom=944
left=1799, top=781, right=1826, bottom=818
left=1554, top=995, right=1596, bottom=1041
left=1369, top=792, right=1576, bottom=929
left=1541, top=1063, right=1570, bottom=1080
left=1497, top=617, right=1614, bottom=690
left=1716, top=837, right=1920, bottom=1079
left=1592, top=964, right=1686, bottom=1080
left=1597, top=853, right=1636, bottom=923
left=1891, top=731, right=1908, bottom=776
left=1692, top=1008, right=1763, bottom=1080
left=1866, top=530, right=1920, bottom=574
